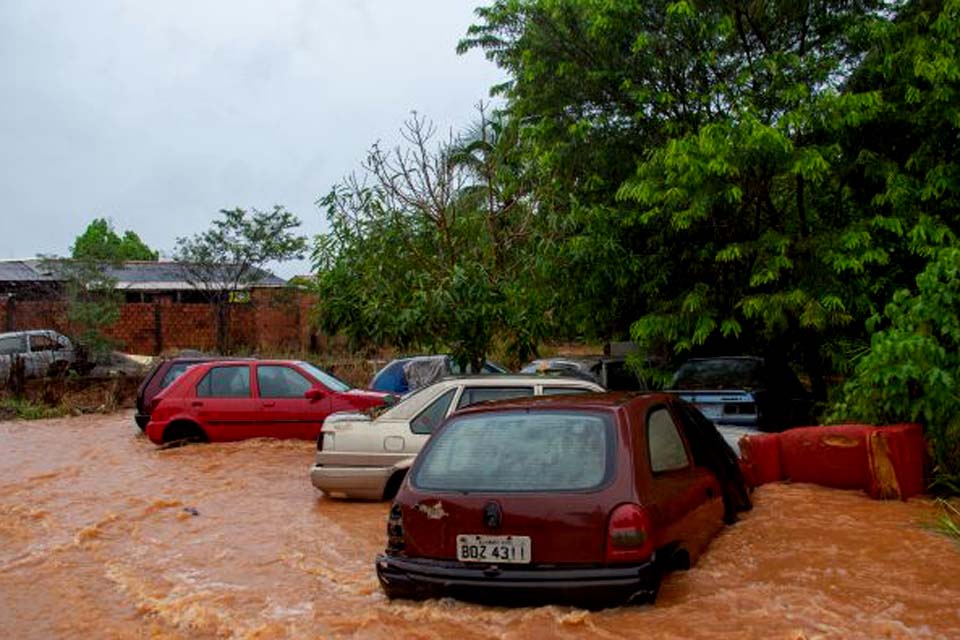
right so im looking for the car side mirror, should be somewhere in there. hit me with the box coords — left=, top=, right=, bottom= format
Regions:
left=305, top=387, right=326, bottom=401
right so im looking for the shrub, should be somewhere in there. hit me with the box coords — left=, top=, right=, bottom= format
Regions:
left=831, top=248, right=960, bottom=491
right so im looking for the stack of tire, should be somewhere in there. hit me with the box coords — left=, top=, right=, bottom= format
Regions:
left=739, top=423, right=926, bottom=500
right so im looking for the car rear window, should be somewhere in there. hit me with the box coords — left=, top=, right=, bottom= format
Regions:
left=160, top=363, right=192, bottom=389
left=671, top=359, right=763, bottom=389
left=413, top=411, right=614, bottom=493
left=0, top=335, right=27, bottom=355
left=455, top=386, right=534, bottom=410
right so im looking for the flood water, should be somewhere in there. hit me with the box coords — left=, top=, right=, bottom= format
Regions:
left=2, top=412, right=959, bottom=639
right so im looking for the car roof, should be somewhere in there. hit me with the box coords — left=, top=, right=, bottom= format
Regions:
left=682, top=356, right=764, bottom=363
left=0, top=329, right=63, bottom=338
left=429, top=374, right=605, bottom=388
left=449, top=391, right=671, bottom=417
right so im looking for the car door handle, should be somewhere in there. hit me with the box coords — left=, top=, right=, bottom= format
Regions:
left=191, top=401, right=204, bottom=408
left=262, top=401, right=276, bottom=408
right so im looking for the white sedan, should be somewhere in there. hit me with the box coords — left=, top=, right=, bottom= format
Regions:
left=309, top=375, right=604, bottom=500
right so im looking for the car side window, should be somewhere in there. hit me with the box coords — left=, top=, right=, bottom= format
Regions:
left=456, top=386, right=534, bottom=409
left=29, top=334, right=59, bottom=352
left=257, top=365, right=313, bottom=398
left=160, top=363, right=191, bottom=389
left=196, top=366, right=251, bottom=398
left=648, top=407, right=690, bottom=473
left=0, top=335, right=27, bottom=355
left=541, top=386, right=594, bottom=396
left=410, top=389, right=457, bottom=435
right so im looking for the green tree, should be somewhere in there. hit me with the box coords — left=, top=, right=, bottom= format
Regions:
left=39, top=257, right=122, bottom=364
left=831, top=246, right=960, bottom=490
left=463, top=0, right=904, bottom=395
left=71, top=218, right=159, bottom=261
left=314, top=109, right=557, bottom=369
left=829, top=0, right=960, bottom=488
left=173, top=207, right=307, bottom=353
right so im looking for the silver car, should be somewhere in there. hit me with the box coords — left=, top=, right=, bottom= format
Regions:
left=0, top=330, right=77, bottom=381
left=310, top=375, right=604, bottom=500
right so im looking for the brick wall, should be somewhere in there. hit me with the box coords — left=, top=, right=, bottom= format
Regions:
left=0, top=289, right=317, bottom=355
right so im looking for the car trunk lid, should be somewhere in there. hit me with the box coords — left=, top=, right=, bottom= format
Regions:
left=673, top=390, right=757, bottom=423
left=399, top=493, right=613, bottom=565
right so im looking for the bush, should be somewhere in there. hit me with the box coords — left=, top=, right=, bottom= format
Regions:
left=831, top=248, right=960, bottom=491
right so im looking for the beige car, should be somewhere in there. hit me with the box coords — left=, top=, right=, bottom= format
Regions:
left=310, top=375, right=604, bottom=500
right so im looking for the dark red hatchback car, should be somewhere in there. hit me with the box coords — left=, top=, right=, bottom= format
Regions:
left=145, top=360, right=392, bottom=445
left=376, top=393, right=750, bottom=607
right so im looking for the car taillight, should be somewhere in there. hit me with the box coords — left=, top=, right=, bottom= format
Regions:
left=386, top=503, right=405, bottom=554
left=317, top=430, right=335, bottom=451
left=605, top=503, right=654, bottom=564
left=149, top=397, right=163, bottom=414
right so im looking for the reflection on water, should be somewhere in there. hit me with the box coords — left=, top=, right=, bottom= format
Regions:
left=1, top=412, right=959, bottom=639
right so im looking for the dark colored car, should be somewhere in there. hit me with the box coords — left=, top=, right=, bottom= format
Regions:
left=135, top=356, right=242, bottom=429
left=144, top=360, right=392, bottom=445
left=376, top=393, right=750, bottom=608
left=370, top=355, right=509, bottom=394
left=669, top=356, right=813, bottom=432
left=520, top=356, right=647, bottom=391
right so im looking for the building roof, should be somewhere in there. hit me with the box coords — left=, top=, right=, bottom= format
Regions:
left=0, top=259, right=287, bottom=290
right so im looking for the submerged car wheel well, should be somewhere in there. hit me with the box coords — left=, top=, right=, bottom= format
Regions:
left=382, top=469, right=408, bottom=500
left=162, top=420, right=208, bottom=446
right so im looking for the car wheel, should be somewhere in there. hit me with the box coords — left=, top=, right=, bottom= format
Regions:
left=47, top=360, right=70, bottom=378
left=161, top=421, right=208, bottom=448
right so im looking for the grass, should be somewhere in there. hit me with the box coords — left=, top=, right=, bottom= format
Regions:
left=0, top=397, right=70, bottom=421
left=935, top=498, right=960, bottom=544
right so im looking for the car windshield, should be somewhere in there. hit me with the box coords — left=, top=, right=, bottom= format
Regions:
left=413, top=411, right=614, bottom=493
left=671, top=359, right=763, bottom=390
left=297, top=362, right=352, bottom=392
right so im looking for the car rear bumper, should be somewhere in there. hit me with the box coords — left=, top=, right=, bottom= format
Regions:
left=309, top=464, right=393, bottom=501
left=135, top=413, right=151, bottom=429
left=375, top=554, right=659, bottom=607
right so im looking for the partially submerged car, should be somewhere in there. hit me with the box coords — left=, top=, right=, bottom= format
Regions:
left=669, top=356, right=813, bottom=433
left=370, top=355, right=508, bottom=394
left=0, top=329, right=77, bottom=380
left=311, top=375, right=604, bottom=500
left=376, top=392, right=750, bottom=607
left=145, top=360, right=392, bottom=445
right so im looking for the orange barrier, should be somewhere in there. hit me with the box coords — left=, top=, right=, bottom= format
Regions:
left=866, top=423, right=926, bottom=499
left=739, top=433, right=782, bottom=487
left=739, top=423, right=927, bottom=500
left=779, top=425, right=873, bottom=491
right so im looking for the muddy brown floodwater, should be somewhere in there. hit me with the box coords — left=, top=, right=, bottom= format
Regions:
left=2, top=413, right=960, bottom=639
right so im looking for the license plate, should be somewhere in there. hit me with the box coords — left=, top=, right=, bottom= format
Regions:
left=456, top=534, right=531, bottom=564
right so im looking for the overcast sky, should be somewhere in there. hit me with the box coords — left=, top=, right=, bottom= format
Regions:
left=0, top=1, right=504, bottom=277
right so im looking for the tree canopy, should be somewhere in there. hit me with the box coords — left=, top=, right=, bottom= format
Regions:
left=71, top=218, right=158, bottom=262
left=315, top=0, right=960, bottom=481
left=174, top=206, right=307, bottom=352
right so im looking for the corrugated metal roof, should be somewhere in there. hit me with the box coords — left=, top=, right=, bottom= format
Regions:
left=0, top=259, right=287, bottom=288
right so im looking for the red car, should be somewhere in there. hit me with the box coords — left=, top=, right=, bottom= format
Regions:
left=145, top=360, right=392, bottom=445
left=376, top=393, right=750, bottom=607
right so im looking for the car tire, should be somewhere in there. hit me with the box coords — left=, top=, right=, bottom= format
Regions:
left=47, top=360, right=70, bottom=378
left=161, top=421, right=208, bottom=448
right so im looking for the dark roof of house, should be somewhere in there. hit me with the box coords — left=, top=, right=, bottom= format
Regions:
left=0, top=259, right=287, bottom=290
